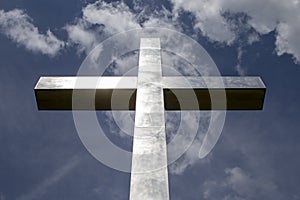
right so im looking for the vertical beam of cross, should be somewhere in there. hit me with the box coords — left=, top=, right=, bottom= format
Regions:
left=34, top=38, right=266, bottom=200
left=129, top=38, right=169, bottom=200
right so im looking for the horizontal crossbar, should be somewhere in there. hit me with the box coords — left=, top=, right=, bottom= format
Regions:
left=34, top=76, right=266, bottom=110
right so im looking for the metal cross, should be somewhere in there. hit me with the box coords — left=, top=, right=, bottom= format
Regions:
left=34, top=38, right=266, bottom=200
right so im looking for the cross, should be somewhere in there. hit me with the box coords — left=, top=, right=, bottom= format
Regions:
left=34, top=38, right=266, bottom=200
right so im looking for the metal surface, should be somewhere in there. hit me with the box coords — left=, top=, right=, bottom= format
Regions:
left=35, top=77, right=137, bottom=110
left=35, top=76, right=138, bottom=89
left=35, top=76, right=265, bottom=110
left=130, top=38, right=169, bottom=200
left=162, top=76, right=266, bottom=110
left=162, top=76, right=265, bottom=88
left=34, top=38, right=267, bottom=200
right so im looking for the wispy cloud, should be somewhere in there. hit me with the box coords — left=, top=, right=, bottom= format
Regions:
left=0, top=9, right=65, bottom=57
left=0, top=193, right=5, bottom=200
left=167, top=111, right=213, bottom=175
left=202, top=166, right=278, bottom=200
left=17, top=156, right=81, bottom=200
left=235, top=46, right=246, bottom=76
left=225, top=167, right=277, bottom=197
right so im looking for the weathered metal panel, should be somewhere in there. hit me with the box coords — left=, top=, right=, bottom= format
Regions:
left=35, top=77, right=137, bottom=110
left=130, top=38, right=169, bottom=200
left=164, top=88, right=266, bottom=110
left=162, top=76, right=265, bottom=89
left=162, top=77, right=266, bottom=110
left=35, top=76, right=265, bottom=110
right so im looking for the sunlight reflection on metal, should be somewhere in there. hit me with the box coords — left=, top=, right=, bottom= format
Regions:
left=35, top=76, right=265, bottom=110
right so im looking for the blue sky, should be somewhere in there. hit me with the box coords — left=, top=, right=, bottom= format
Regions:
left=0, top=0, right=300, bottom=200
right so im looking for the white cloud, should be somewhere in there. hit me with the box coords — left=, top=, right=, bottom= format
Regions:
left=168, top=112, right=212, bottom=175
left=2, top=1, right=300, bottom=65
left=65, top=19, right=99, bottom=54
left=107, top=51, right=139, bottom=75
left=0, top=9, right=64, bottom=57
left=65, top=1, right=141, bottom=54
left=66, top=1, right=178, bottom=55
left=104, top=111, right=135, bottom=138
left=202, top=167, right=278, bottom=200
left=172, top=0, right=236, bottom=44
left=276, top=21, right=300, bottom=64
left=171, top=0, right=300, bottom=63
left=83, top=1, right=140, bottom=34
left=247, top=33, right=260, bottom=45
left=225, top=167, right=277, bottom=198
